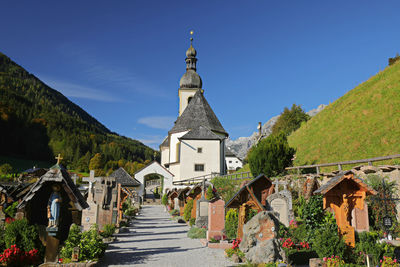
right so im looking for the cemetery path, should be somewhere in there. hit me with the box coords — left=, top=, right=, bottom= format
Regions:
left=100, top=205, right=234, bottom=267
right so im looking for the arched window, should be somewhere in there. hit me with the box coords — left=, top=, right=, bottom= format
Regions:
left=188, top=96, right=193, bottom=104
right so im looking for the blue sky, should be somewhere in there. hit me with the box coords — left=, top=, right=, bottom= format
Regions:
left=1, top=1, right=400, bottom=149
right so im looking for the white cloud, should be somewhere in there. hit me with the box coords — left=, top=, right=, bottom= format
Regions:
left=57, top=43, right=169, bottom=98
left=41, top=77, right=124, bottom=103
left=136, top=135, right=165, bottom=149
left=137, top=116, right=175, bottom=130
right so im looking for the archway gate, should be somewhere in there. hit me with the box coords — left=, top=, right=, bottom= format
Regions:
left=134, top=161, right=174, bottom=198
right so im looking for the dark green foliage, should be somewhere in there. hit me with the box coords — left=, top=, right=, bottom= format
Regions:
left=60, top=224, right=106, bottom=261
left=187, top=227, right=207, bottom=239
left=4, top=201, right=18, bottom=218
left=301, top=195, right=325, bottom=230
left=211, top=176, right=239, bottom=202
left=189, top=218, right=196, bottom=227
left=161, top=194, right=168, bottom=206
left=354, top=231, right=396, bottom=266
left=4, top=218, right=43, bottom=252
left=365, top=174, right=398, bottom=231
left=288, top=249, right=318, bottom=265
left=225, top=209, right=238, bottom=240
left=183, top=199, right=193, bottom=221
left=312, top=223, right=347, bottom=259
left=271, top=104, right=310, bottom=136
left=0, top=227, right=5, bottom=252
left=246, top=209, right=258, bottom=222
left=0, top=52, right=156, bottom=171
left=248, top=132, right=295, bottom=177
left=100, top=224, right=116, bottom=238
left=0, top=163, right=12, bottom=175
left=206, top=186, right=214, bottom=201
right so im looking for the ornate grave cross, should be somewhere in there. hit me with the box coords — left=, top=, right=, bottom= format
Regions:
left=82, top=170, right=101, bottom=202
left=272, top=180, right=288, bottom=193
left=55, top=154, right=63, bottom=164
left=371, top=179, right=400, bottom=233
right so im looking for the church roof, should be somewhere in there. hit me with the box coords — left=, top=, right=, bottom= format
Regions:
left=179, top=125, right=224, bottom=141
left=160, top=136, right=170, bottom=148
left=169, top=90, right=228, bottom=135
left=110, top=167, right=141, bottom=186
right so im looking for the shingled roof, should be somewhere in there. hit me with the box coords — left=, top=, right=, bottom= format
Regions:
left=169, top=90, right=228, bottom=136
left=110, top=167, right=141, bottom=186
left=313, top=170, right=377, bottom=195
left=17, top=164, right=88, bottom=210
left=160, top=136, right=170, bottom=147
left=179, top=125, right=225, bottom=140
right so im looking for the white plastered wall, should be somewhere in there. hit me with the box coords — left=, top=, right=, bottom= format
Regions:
left=178, top=139, right=221, bottom=181
left=179, top=89, right=198, bottom=116
left=169, top=131, right=188, bottom=164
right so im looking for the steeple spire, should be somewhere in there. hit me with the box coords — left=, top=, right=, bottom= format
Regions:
left=185, top=30, right=197, bottom=71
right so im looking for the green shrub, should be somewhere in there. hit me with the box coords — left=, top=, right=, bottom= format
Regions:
left=248, top=132, right=295, bottom=177
left=211, top=176, right=239, bottom=202
left=0, top=227, right=5, bottom=252
left=4, top=201, right=18, bottom=218
left=60, top=224, right=106, bottom=261
left=287, top=249, right=318, bottom=265
left=101, top=224, right=116, bottom=238
left=246, top=209, right=258, bottom=222
left=189, top=218, right=196, bottom=226
left=225, top=209, right=238, bottom=240
left=301, top=195, right=325, bottom=231
left=183, top=199, right=193, bottom=221
left=312, top=223, right=346, bottom=259
left=4, top=218, right=40, bottom=252
left=0, top=163, right=12, bottom=175
left=161, top=194, right=168, bottom=206
left=187, top=227, right=206, bottom=239
left=355, top=231, right=395, bottom=266
left=206, top=186, right=214, bottom=201
left=170, top=209, right=179, bottom=216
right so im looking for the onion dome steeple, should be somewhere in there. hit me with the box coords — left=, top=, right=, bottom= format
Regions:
left=180, top=31, right=202, bottom=89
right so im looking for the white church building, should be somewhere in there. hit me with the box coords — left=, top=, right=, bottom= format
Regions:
left=160, top=37, right=228, bottom=182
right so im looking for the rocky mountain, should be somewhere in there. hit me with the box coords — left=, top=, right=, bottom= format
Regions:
left=226, top=104, right=326, bottom=160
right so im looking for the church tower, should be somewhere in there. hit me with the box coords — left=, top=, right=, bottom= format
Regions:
left=178, top=33, right=203, bottom=116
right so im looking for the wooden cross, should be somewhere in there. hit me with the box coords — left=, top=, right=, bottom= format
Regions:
left=55, top=154, right=63, bottom=164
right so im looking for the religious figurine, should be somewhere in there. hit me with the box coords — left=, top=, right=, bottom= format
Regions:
left=47, top=184, right=62, bottom=227
left=342, top=194, right=350, bottom=225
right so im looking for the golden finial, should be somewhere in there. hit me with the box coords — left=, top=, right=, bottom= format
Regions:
left=190, top=30, right=194, bottom=42
left=55, top=153, right=63, bottom=164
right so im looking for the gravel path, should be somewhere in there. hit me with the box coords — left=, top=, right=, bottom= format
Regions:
left=100, top=205, right=234, bottom=267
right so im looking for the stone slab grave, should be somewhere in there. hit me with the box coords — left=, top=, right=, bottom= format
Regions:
left=207, top=199, right=225, bottom=241
left=81, top=170, right=101, bottom=231
left=267, top=181, right=294, bottom=227
left=195, top=193, right=209, bottom=228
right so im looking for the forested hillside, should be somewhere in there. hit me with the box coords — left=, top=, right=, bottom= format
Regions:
left=0, top=52, right=156, bottom=173
left=288, top=59, right=400, bottom=168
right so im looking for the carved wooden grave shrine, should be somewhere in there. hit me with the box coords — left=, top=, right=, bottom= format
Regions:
left=225, top=174, right=274, bottom=239
left=313, top=170, right=377, bottom=247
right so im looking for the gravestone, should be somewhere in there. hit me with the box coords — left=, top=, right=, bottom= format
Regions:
left=267, top=193, right=292, bottom=227
left=207, top=199, right=225, bottom=241
left=174, top=197, right=179, bottom=211
left=81, top=171, right=100, bottom=231
left=0, top=210, right=5, bottom=225
left=195, top=198, right=209, bottom=228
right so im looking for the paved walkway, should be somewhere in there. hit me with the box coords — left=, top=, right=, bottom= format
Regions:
left=100, top=205, right=233, bottom=267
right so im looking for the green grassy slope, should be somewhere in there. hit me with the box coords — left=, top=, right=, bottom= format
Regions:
left=288, top=60, right=400, bottom=168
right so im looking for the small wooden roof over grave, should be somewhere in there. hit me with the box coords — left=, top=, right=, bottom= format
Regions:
left=17, top=163, right=88, bottom=210
left=178, top=187, right=191, bottom=200
left=187, top=184, right=203, bottom=199
left=314, top=170, right=377, bottom=196
left=225, top=174, right=274, bottom=210
left=303, top=176, right=320, bottom=200
left=110, top=167, right=141, bottom=187
left=168, top=189, right=179, bottom=200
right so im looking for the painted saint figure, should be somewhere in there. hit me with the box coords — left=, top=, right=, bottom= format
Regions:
left=47, top=184, right=62, bottom=227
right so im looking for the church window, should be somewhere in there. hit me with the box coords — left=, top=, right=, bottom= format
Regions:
left=194, top=164, right=204, bottom=172
left=229, top=160, right=232, bottom=163
left=197, top=147, right=202, bottom=153
left=188, top=96, right=193, bottom=104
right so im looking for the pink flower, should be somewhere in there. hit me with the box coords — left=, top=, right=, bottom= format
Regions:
left=323, top=257, right=327, bottom=262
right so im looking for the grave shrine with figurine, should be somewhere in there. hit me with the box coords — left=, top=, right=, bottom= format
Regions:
left=313, top=170, right=377, bottom=247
